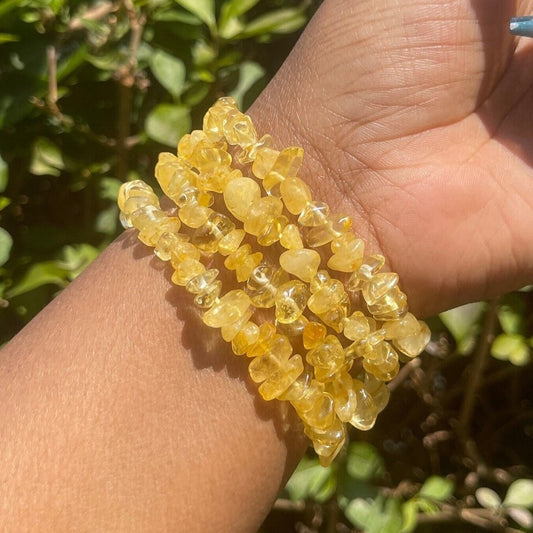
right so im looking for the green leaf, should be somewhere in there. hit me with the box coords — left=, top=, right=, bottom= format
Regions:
left=0, top=227, right=13, bottom=267
left=150, top=50, right=186, bottom=98
left=0, top=33, right=19, bottom=44
left=498, top=294, right=527, bottom=335
left=476, top=487, right=502, bottom=509
left=440, top=302, right=485, bottom=354
left=237, top=7, right=307, bottom=39
left=145, top=104, right=191, bottom=147
left=30, top=137, right=65, bottom=176
left=219, top=0, right=260, bottom=38
left=0, top=154, right=7, bottom=192
left=491, top=334, right=531, bottom=366
left=0, top=0, right=20, bottom=18
left=174, top=0, right=215, bottom=29
left=57, top=244, right=99, bottom=279
left=400, top=500, right=418, bottom=533
left=0, top=197, right=11, bottom=211
left=504, top=479, right=533, bottom=509
left=284, top=456, right=335, bottom=503
left=345, top=496, right=403, bottom=533
left=229, top=60, right=265, bottom=108
left=419, top=476, right=454, bottom=502
left=6, top=262, right=69, bottom=298
left=99, top=177, right=122, bottom=201
left=346, top=442, right=385, bottom=482
left=57, top=44, right=89, bottom=82
left=95, top=205, right=119, bottom=235
left=507, top=507, right=533, bottom=529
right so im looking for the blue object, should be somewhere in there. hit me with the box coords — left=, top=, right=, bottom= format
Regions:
left=510, top=16, right=533, bottom=37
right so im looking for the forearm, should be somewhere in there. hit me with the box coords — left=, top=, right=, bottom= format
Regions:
left=0, top=234, right=308, bottom=531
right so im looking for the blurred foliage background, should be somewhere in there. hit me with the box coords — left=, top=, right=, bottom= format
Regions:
left=0, top=1, right=532, bottom=532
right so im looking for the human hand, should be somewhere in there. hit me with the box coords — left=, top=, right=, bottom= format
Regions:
left=251, top=0, right=533, bottom=316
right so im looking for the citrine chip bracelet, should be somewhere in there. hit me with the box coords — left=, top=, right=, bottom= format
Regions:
left=117, top=97, right=431, bottom=466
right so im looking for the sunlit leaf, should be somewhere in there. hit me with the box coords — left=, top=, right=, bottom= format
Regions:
left=229, top=60, right=265, bottom=108
left=504, top=479, right=533, bottom=509
left=30, top=137, right=64, bottom=176
left=174, top=0, right=215, bottom=29
left=99, top=177, right=122, bottom=201
left=57, top=244, right=99, bottom=279
left=346, top=442, right=385, bottom=482
left=145, top=104, right=191, bottom=147
left=400, top=500, right=418, bottom=533
left=237, top=7, right=307, bottom=39
left=219, top=0, right=260, bottom=38
left=7, top=262, right=69, bottom=298
left=150, top=49, right=186, bottom=98
left=440, top=302, right=485, bottom=354
left=0, top=33, right=19, bottom=44
left=345, top=495, right=403, bottom=533
left=419, top=476, right=454, bottom=502
left=498, top=294, right=527, bottom=335
left=284, top=456, right=335, bottom=503
left=491, top=334, right=530, bottom=366
left=476, top=487, right=502, bottom=509
left=0, top=227, right=13, bottom=267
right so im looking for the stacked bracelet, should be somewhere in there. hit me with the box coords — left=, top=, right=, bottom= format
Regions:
left=117, top=97, right=430, bottom=466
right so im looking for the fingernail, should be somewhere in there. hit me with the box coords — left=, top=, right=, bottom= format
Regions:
left=510, top=16, right=533, bottom=38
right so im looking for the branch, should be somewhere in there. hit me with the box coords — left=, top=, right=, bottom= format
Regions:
left=68, top=1, right=118, bottom=31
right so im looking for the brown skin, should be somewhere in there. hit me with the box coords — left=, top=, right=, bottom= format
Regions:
left=1, top=1, right=533, bottom=531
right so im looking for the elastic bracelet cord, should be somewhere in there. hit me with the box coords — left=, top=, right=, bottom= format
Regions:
left=117, top=97, right=430, bottom=466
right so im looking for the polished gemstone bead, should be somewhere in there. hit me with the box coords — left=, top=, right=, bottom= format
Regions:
left=169, top=241, right=200, bottom=266
left=246, top=323, right=277, bottom=357
left=357, top=255, right=386, bottom=282
left=252, top=146, right=280, bottom=179
left=307, top=279, right=346, bottom=315
left=305, top=214, right=352, bottom=248
left=280, top=223, right=304, bottom=249
left=244, top=196, right=284, bottom=236
left=303, top=321, right=327, bottom=350
left=246, top=265, right=289, bottom=308
left=328, top=234, right=365, bottom=272
left=393, top=320, right=431, bottom=357
left=222, top=109, right=257, bottom=147
left=363, top=342, right=399, bottom=381
left=118, top=180, right=159, bottom=213
left=305, top=416, right=346, bottom=466
left=186, top=269, right=219, bottom=294
left=283, top=372, right=325, bottom=413
left=223, top=177, right=261, bottom=221
left=177, top=129, right=208, bottom=160
left=298, top=201, right=330, bottom=227
left=155, top=153, right=198, bottom=200
left=171, top=258, right=206, bottom=286
left=220, top=309, right=254, bottom=342
left=155, top=230, right=187, bottom=261
left=275, top=280, right=309, bottom=324
left=202, top=289, right=251, bottom=328
left=349, top=380, right=378, bottom=430
left=382, top=312, right=420, bottom=340
left=317, top=294, right=350, bottom=333
left=330, top=371, right=358, bottom=422
left=130, top=205, right=166, bottom=245
left=237, top=134, right=273, bottom=165
left=362, top=272, right=399, bottom=305
left=343, top=311, right=372, bottom=341
left=248, top=337, right=292, bottom=382
left=192, top=212, right=235, bottom=252
left=367, top=287, right=408, bottom=320
left=225, top=244, right=263, bottom=282
left=307, top=335, right=345, bottom=381
left=279, top=248, right=321, bottom=283
left=364, top=373, right=390, bottom=414
left=276, top=315, right=309, bottom=337
left=257, top=215, right=288, bottom=246
left=217, top=228, right=246, bottom=256
left=232, top=321, right=260, bottom=355
left=193, top=142, right=232, bottom=175
left=310, top=270, right=331, bottom=293
left=193, top=281, right=222, bottom=308
left=122, top=194, right=161, bottom=228
left=280, top=176, right=312, bottom=215
left=301, top=392, right=336, bottom=430
left=178, top=204, right=213, bottom=228
left=258, top=354, right=304, bottom=401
